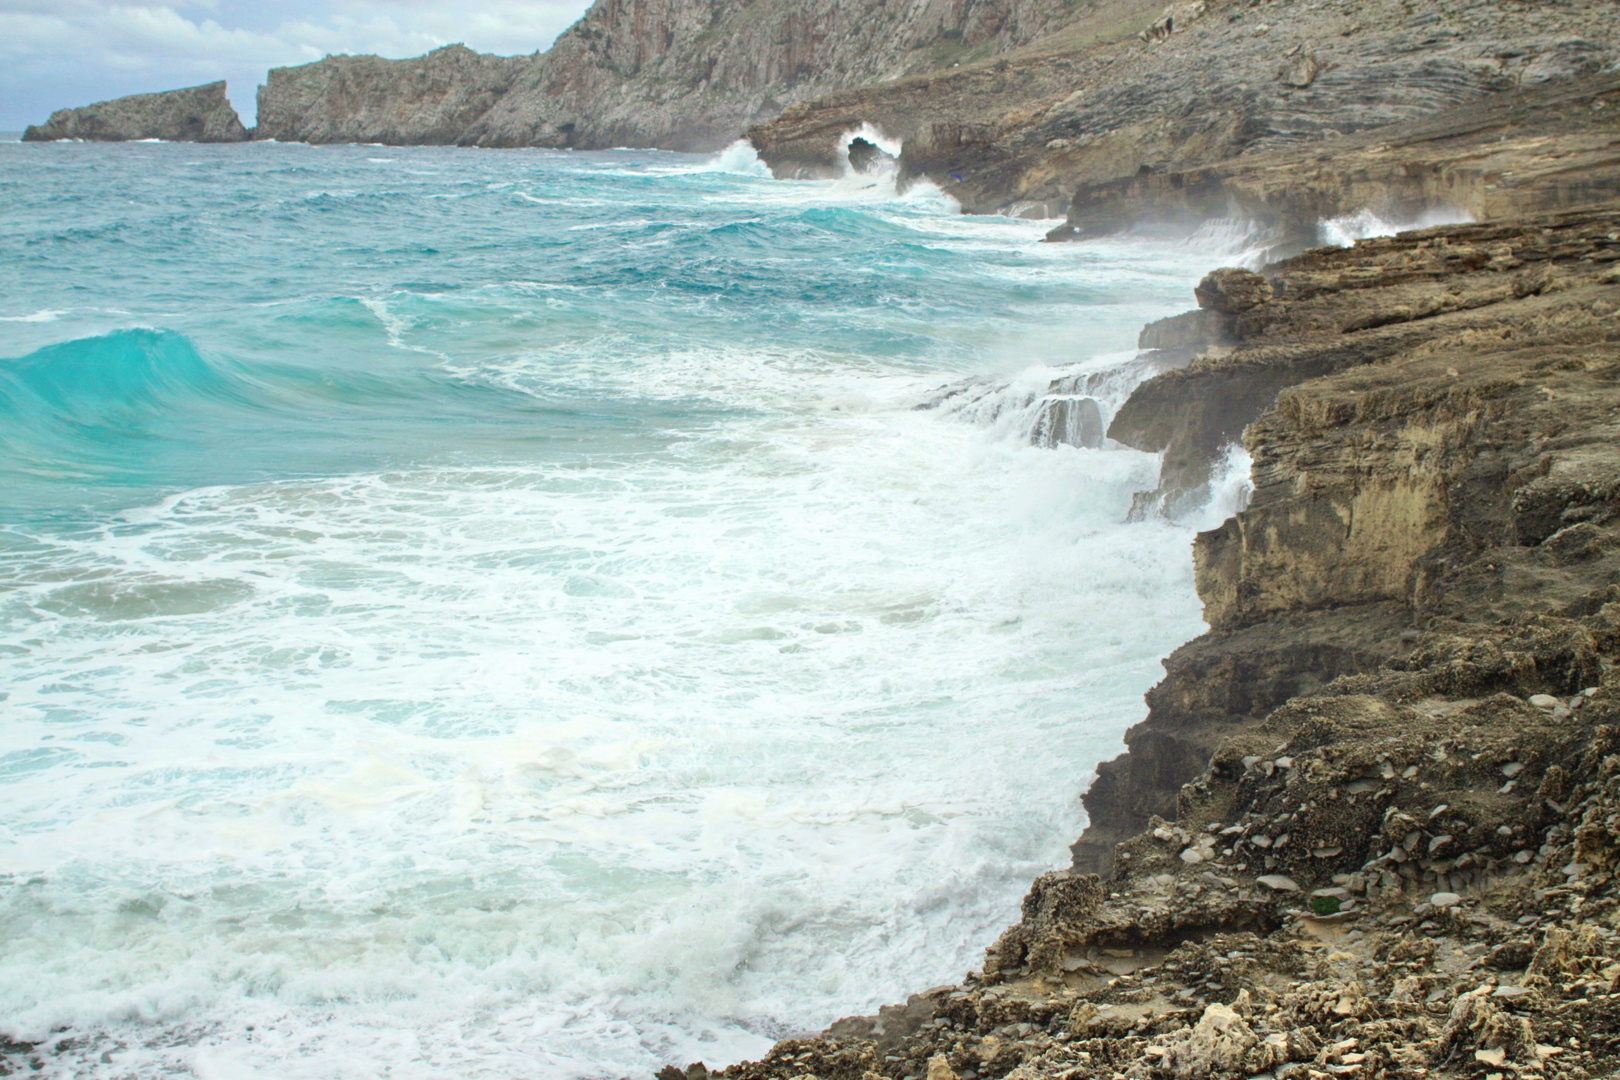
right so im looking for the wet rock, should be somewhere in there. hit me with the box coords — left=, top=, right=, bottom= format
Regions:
left=846, top=138, right=895, bottom=175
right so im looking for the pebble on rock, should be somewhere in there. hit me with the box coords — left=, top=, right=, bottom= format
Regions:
left=1257, top=874, right=1299, bottom=891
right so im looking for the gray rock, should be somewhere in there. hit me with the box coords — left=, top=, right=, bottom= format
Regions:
left=254, top=45, right=531, bottom=145
left=23, top=82, right=248, bottom=143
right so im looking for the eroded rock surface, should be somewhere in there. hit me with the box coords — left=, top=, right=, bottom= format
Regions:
left=22, top=82, right=248, bottom=143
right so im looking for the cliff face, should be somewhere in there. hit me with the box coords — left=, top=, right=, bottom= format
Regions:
left=748, top=0, right=1619, bottom=215
left=707, top=202, right=1620, bottom=1080
left=1081, top=208, right=1620, bottom=872
left=21, top=82, right=248, bottom=143
left=250, top=0, right=1076, bottom=151
left=254, top=45, right=532, bottom=145
left=465, top=0, right=1079, bottom=150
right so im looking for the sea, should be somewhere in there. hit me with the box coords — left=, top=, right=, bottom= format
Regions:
left=0, top=133, right=1260, bottom=1079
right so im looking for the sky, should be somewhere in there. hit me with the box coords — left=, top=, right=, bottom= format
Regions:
left=0, top=0, right=595, bottom=131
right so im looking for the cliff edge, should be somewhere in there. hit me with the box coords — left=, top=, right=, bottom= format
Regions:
left=21, top=82, right=248, bottom=143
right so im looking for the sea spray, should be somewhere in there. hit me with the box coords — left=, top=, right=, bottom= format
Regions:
left=0, top=140, right=1248, bottom=1079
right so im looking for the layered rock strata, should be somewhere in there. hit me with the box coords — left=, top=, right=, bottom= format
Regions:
left=683, top=205, right=1620, bottom=1080
left=21, top=82, right=248, bottom=143
left=1049, top=72, right=1620, bottom=254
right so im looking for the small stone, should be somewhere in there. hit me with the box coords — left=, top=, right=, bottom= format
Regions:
left=927, top=1055, right=958, bottom=1080
left=1313, top=846, right=1343, bottom=858
left=1501, top=762, right=1525, bottom=778
left=1492, top=985, right=1531, bottom=999
left=1430, top=891, right=1463, bottom=908
left=1257, top=874, right=1299, bottom=891
left=1529, top=694, right=1560, bottom=709
left=1181, top=848, right=1205, bottom=864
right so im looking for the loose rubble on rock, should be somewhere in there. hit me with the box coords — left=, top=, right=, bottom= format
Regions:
left=671, top=206, right=1620, bottom=1080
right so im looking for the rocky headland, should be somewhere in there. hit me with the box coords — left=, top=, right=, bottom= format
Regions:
left=253, top=44, right=533, bottom=146
left=687, top=201, right=1620, bottom=1080
left=20, top=82, right=248, bottom=144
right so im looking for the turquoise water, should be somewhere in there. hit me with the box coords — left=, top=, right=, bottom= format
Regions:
left=0, top=138, right=1229, bottom=1078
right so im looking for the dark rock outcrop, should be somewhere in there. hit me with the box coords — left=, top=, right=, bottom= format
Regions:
left=22, top=82, right=248, bottom=143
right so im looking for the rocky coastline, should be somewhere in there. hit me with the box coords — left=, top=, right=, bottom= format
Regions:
left=14, top=3, right=1620, bottom=1077
left=692, top=202, right=1620, bottom=1080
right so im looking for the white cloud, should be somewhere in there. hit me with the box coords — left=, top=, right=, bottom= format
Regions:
left=0, top=0, right=591, bottom=129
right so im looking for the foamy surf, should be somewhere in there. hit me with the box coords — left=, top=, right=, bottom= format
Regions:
left=0, top=140, right=1233, bottom=1079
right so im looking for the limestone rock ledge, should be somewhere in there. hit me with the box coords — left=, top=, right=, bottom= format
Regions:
left=21, top=82, right=248, bottom=143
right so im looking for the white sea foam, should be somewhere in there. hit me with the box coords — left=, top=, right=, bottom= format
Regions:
left=0, top=142, right=1225, bottom=1080
left=0, top=309, right=67, bottom=322
left=1318, top=206, right=1474, bottom=247
left=1188, top=442, right=1256, bottom=531
left=701, top=140, right=774, bottom=177
left=0, top=380, right=1207, bottom=1075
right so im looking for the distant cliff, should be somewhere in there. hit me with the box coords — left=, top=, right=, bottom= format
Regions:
left=254, top=45, right=532, bottom=145
left=249, top=0, right=1077, bottom=151
left=22, top=82, right=248, bottom=143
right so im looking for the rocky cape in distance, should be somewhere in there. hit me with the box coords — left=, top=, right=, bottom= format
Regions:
left=21, top=81, right=248, bottom=144
left=15, top=1, right=1620, bottom=1079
